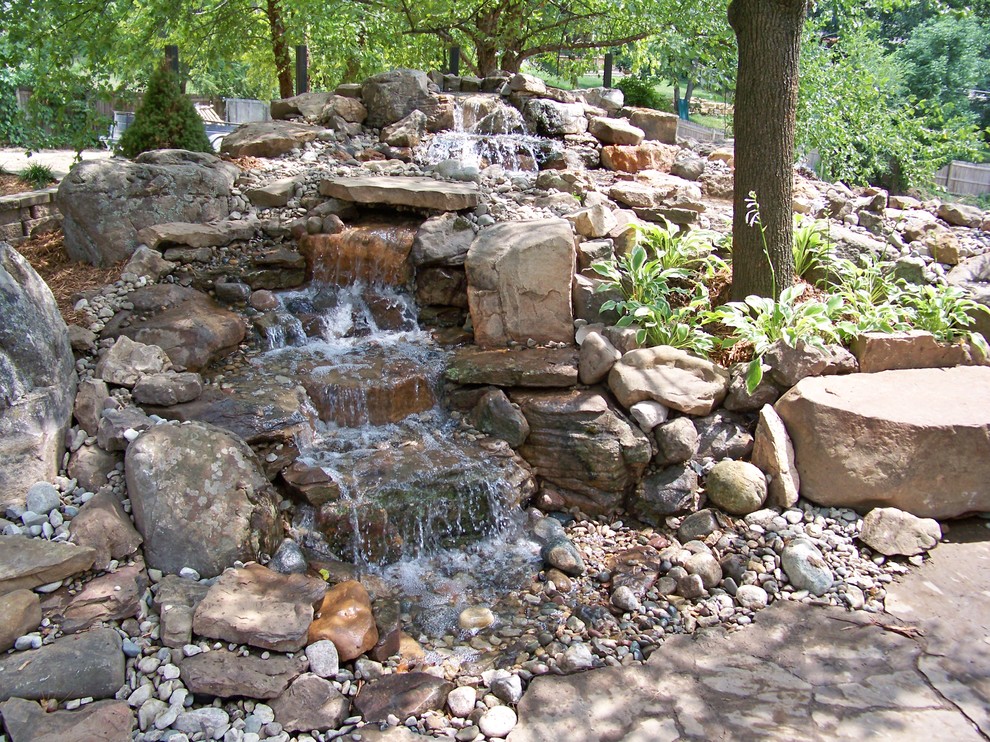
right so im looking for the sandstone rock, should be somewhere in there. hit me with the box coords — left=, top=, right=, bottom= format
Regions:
left=67, top=492, right=142, bottom=572
left=628, top=108, right=678, bottom=144
left=705, top=460, right=767, bottom=515
left=0, top=589, right=41, bottom=652
left=850, top=331, right=981, bottom=373
left=0, top=628, right=124, bottom=702
left=0, top=697, right=133, bottom=742
left=568, top=204, right=618, bottom=240
left=764, top=340, right=858, bottom=388
left=0, top=244, right=76, bottom=510
left=654, top=417, right=700, bottom=465
left=320, top=95, right=368, bottom=125
left=179, top=649, right=305, bottom=699
left=524, top=99, right=588, bottom=137
left=125, top=421, right=281, bottom=577
left=67, top=443, right=119, bottom=493
left=775, top=366, right=990, bottom=518
left=96, top=407, right=152, bottom=452
left=781, top=538, right=833, bottom=596
left=270, top=673, right=350, bottom=732
left=608, top=347, right=730, bottom=415
left=588, top=116, right=644, bottom=146
left=193, top=563, right=326, bottom=652
left=600, top=142, right=679, bottom=173
left=859, top=507, right=941, bottom=557
left=308, top=580, right=378, bottom=661
left=381, top=110, right=427, bottom=147
left=751, top=405, right=800, bottom=508
left=0, top=537, right=96, bottom=596
left=271, top=91, right=334, bottom=121
left=412, top=212, right=476, bottom=267
left=102, top=285, right=245, bottom=372
left=466, top=219, right=575, bottom=348
left=245, top=177, right=299, bottom=208
left=578, top=331, right=621, bottom=385
left=507, top=73, right=547, bottom=95
left=938, top=202, right=983, bottom=228
left=320, top=175, right=479, bottom=211
left=220, top=121, right=319, bottom=158
left=671, top=150, right=707, bottom=181
left=57, top=151, right=238, bottom=266
left=576, top=87, right=624, bottom=115
left=470, top=389, right=530, bottom=447
left=55, top=563, right=148, bottom=634
left=513, top=390, right=651, bottom=516
left=361, top=69, right=439, bottom=129
left=153, top=575, right=210, bottom=648
left=631, top=465, right=699, bottom=524
left=124, top=245, right=175, bottom=281
left=95, top=335, right=169, bottom=388
left=354, top=672, right=453, bottom=723
left=723, top=363, right=781, bottom=412
left=136, top=219, right=254, bottom=251
left=131, top=371, right=203, bottom=406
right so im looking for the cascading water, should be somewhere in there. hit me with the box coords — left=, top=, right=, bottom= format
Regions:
left=245, top=227, right=541, bottom=636
left=416, top=94, right=562, bottom=173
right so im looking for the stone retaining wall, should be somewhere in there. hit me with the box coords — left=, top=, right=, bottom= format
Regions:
left=0, top=187, right=60, bottom=245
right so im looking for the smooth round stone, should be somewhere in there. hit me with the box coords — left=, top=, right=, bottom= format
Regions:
left=610, top=586, right=641, bottom=612
left=305, top=640, right=340, bottom=678
left=446, top=685, right=477, bottom=718
left=25, top=482, right=61, bottom=515
left=734, top=584, right=769, bottom=610
left=459, top=606, right=496, bottom=631
left=479, top=705, right=517, bottom=738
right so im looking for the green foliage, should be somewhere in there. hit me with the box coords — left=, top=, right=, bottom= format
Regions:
left=615, top=76, right=666, bottom=109
left=18, top=163, right=56, bottom=189
left=828, top=253, right=913, bottom=341
left=900, top=284, right=990, bottom=356
left=633, top=221, right=726, bottom=276
left=118, top=67, right=212, bottom=158
left=792, top=215, right=830, bottom=281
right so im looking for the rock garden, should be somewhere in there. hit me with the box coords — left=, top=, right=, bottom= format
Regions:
left=1, top=67, right=990, bottom=741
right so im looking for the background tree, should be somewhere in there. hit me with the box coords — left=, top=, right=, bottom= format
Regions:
left=118, top=65, right=213, bottom=157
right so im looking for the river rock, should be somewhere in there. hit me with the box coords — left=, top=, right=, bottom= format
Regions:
left=764, top=340, right=858, bottom=388
left=524, top=99, right=588, bottom=137
left=609, top=347, right=730, bottom=415
left=102, top=285, right=245, bottom=372
left=192, top=563, right=325, bottom=651
left=361, top=69, right=439, bottom=129
left=480, top=705, right=518, bottom=738
left=269, top=673, right=350, bottom=732
left=412, top=212, right=476, bottom=267
left=694, top=411, right=754, bottom=459
left=0, top=536, right=96, bottom=596
left=125, top=421, right=281, bottom=577
left=308, top=580, right=378, bottom=661
left=654, top=417, right=700, bottom=466
left=0, top=628, right=124, bottom=702
left=751, top=405, right=800, bottom=508
left=57, top=151, right=238, bottom=266
left=131, top=371, right=203, bottom=406
left=73, top=378, right=110, bottom=437
left=470, top=389, right=530, bottom=447
left=704, top=460, right=767, bottom=516
left=775, top=366, right=990, bottom=518
left=466, top=219, right=575, bottom=348
left=541, top=537, right=586, bottom=576
left=859, top=507, right=942, bottom=556
left=628, top=108, right=679, bottom=144
left=781, top=538, right=833, bottom=596
left=0, top=244, right=76, bottom=511
left=55, top=562, right=148, bottom=634
left=0, top=697, right=133, bottom=742
left=179, top=649, right=306, bottom=699
left=679, top=509, right=719, bottom=541
left=95, top=335, right=169, bottom=388
left=513, top=390, right=651, bottom=515
left=220, top=120, right=319, bottom=158
left=579, top=331, right=622, bottom=385
left=631, top=465, right=699, bottom=524
left=67, top=492, right=141, bottom=572
left=354, top=672, right=454, bottom=723
left=0, top=589, right=41, bottom=652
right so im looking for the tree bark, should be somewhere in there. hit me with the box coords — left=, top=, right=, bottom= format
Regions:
left=728, top=0, right=807, bottom=300
left=266, top=0, right=294, bottom=99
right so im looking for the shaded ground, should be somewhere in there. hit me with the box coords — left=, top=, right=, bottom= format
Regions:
left=0, top=148, right=112, bottom=182
left=509, top=519, right=990, bottom=741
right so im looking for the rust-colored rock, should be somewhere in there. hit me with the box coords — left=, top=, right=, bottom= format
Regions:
left=850, top=331, right=983, bottom=373
left=308, top=580, right=379, bottom=661
left=600, top=142, right=679, bottom=173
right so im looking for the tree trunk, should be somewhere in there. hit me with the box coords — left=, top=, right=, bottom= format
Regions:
left=728, top=0, right=807, bottom=300
left=476, top=42, right=499, bottom=77
left=266, top=0, right=294, bottom=99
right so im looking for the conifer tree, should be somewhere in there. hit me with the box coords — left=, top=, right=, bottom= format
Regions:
left=118, top=65, right=213, bottom=158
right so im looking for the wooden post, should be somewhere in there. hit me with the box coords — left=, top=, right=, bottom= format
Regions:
left=604, top=52, right=614, bottom=88
left=450, top=46, right=460, bottom=76
left=165, top=45, right=179, bottom=75
left=295, top=45, right=308, bottom=95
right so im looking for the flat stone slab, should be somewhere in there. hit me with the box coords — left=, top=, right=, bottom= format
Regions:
left=509, top=601, right=983, bottom=741
left=776, top=366, right=990, bottom=518
left=0, top=628, right=124, bottom=702
left=0, top=536, right=96, bottom=597
left=446, top=347, right=579, bottom=387
left=0, top=697, right=133, bottom=742
left=319, top=176, right=480, bottom=211
left=179, top=649, right=307, bottom=699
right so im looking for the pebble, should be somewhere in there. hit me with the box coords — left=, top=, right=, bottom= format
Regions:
left=446, top=686, right=477, bottom=718
left=305, top=640, right=340, bottom=678
left=479, top=705, right=517, bottom=738
left=459, top=606, right=496, bottom=630
left=25, top=482, right=61, bottom=514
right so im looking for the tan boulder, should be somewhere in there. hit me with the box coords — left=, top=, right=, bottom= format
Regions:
left=627, top=108, right=678, bottom=144
left=775, top=366, right=990, bottom=518
left=850, top=331, right=983, bottom=373
left=308, top=580, right=379, bottom=662
left=751, top=405, right=800, bottom=508
left=608, top=347, right=730, bottom=416
left=600, top=142, right=679, bottom=173
left=0, top=589, right=41, bottom=651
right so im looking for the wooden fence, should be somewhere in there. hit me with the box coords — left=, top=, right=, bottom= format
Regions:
left=676, top=118, right=731, bottom=144
left=934, top=161, right=990, bottom=197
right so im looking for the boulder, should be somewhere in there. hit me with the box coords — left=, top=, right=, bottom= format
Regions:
left=0, top=243, right=76, bottom=510
left=937, top=202, right=983, bottom=228
left=575, top=87, right=624, bottom=115
left=0, top=537, right=96, bottom=596
left=567, top=204, right=617, bottom=239
left=308, top=580, right=378, bottom=662
left=180, top=650, right=306, bottom=699
left=124, top=245, right=175, bottom=281
left=131, top=371, right=203, bottom=406
left=628, top=108, right=679, bottom=144
left=948, top=253, right=990, bottom=305
left=193, top=563, right=327, bottom=652
left=67, top=443, right=119, bottom=492
left=95, top=335, right=169, bottom=388
left=775, top=366, right=990, bottom=518
left=0, top=628, right=124, bottom=702
left=96, top=406, right=153, bottom=452
left=354, top=672, right=454, bottom=723
left=513, top=390, right=651, bottom=515
left=446, top=347, right=578, bottom=387
left=693, top=411, right=754, bottom=460
left=704, top=460, right=768, bottom=516
left=524, top=99, right=588, bottom=137
left=124, top=421, right=281, bottom=577
left=270, top=673, right=350, bottom=732
left=859, top=507, right=941, bottom=556
left=220, top=120, right=319, bottom=158
left=764, top=340, right=858, bottom=388
left=57, top=151, right=238, bottom=266
left=68, top=492, right=143, bottom=572
left=588, top=116, right=644, bottom=146
left=55, top=562, right=148, bottom=634
left=600, top=142, right=679, bottom=173
left=244, top=176, right=299, bottom=208
left=608, top=347, right=730, bottom=415
left=507, top=73, right=547, bottom=95
left=361, top=69, right=438, bottom=129
left=412, top=212, right=476, bottom=267
left=319, top=95, right=368, bottom=125
left=0, top=589, right=41, bottom=652
left=850, top=330, right=982, bottom=373
left=579, top=331, right=622, bottom=385
left=381, top=110, right=427, bottom=147
left=319, top=175, right=479, bottom=212
left=0, top=697, right=133, bottom=742
left=136, top=219, right=254, bottom=251
left=631, top=465, right=699, bottom=524
left=671, top=150, right=707, bottom=181
left=466, top=219, right=575, bottom=348
left=270, top=91, right=335, bottom=121
left=654, top=417, right=700, bottom=466
left=751, top=405, right=800, bottom=508
left=470, top=389, right=530, bottom=447
left=153, top=575, right=211, bottom=648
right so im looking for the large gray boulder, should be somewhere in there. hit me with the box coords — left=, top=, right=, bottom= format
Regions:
left=776, top=366, right=990, bottom=518
left=57, top=150, right=238, bottom=266
left=523, top=99, right=588, bottom=137
left=124, top=421, right=281, bottom=577
left=361, top=69, right=439, bottom=129
left=466, top=219, right=575, bottom=348
left=0, top=243, right=76, bottom=510
left=220, top=121, right=320, bottom=158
